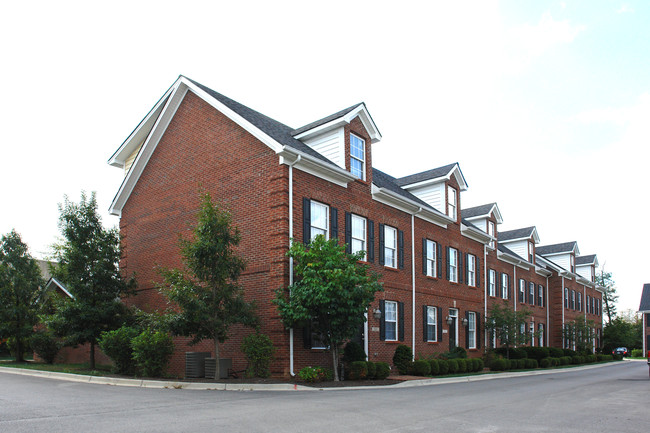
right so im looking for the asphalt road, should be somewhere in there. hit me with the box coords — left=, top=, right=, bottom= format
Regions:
left=1, top=361, right=648, bottom=433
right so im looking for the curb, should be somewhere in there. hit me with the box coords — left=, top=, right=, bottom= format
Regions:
left=0, top=361, right=619, bottom=392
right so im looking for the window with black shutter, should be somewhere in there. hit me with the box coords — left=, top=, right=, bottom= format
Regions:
left=367, top=220, right=375, bottom=262
left=344, top=212, right=352, bottom=254
left=378, top=224, right=385, bottom=265
left=330, top=207, right=338, bottom=240
left=302, top=198, right=311, bottom=245
left=398, top=230, right=404, bottom=269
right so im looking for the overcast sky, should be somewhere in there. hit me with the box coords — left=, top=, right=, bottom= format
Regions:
left=2, top=1, right=648, bottom=313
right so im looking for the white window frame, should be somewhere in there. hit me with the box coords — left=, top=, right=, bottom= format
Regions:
left=501, top=273, right=508, bottom=299
left=310, top=201, right=329, bottom=241
left=528, top=242, right=534, bottom=262
left=519, top=279, right=525, bottom=303
left=529, top=281, right=535, bottom=304
left=489, top=269, right=496, bottom=297
left=520, top=323, right=526, bottom=336
left=488, top=221, right=496, bottom=248
left=468, top=312, right=476, bottom=349
left=529, top=322, right=535, bottom=346
left=385, top=300, right=398, bottom=341
left=571, top=291, right=576, bottom=310
left=449, top=308, right=459, bottom=347
left=447, top=186, right=457, bottom=220
left=564, top=288, right=569, bottom=308
left=426, top=239, right=436, bottom=278
left=384, top=225, right=397, bottom=268
left=449, top=247, right=458, bottom=283
left=349, top=133, right=365, bottom=180
left=538, top=285, right=544, bottom=307
left=350, top=214, right=366, bottom=256
left=538, top=323, right=544, bottom=347
left=577, top=292, right=582, bottom=311
left=467, top=254, right=476, bottom=287
left=426, top=306, right=437, bottom=342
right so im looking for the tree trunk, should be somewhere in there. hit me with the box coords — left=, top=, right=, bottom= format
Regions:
left=214, top=340, right=220, bottom=380
left=332, top=345, right=339, bottom=381
left=15, top=338, right=24, bottom=363
left=90, top=342, right=95, bottom=369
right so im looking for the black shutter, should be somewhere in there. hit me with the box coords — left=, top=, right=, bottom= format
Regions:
left=508, top=275, right=512, bottom=299
left=519, top=280, right=524, bottom=303
left=458, top=251, right=463, bottom=284
left=437, top=306, right=443, bottom=342
left=476, top=312, right=481, bottom=349
left=423, top=305, right=428, bottom=342
left=476, top=257, right=481, bottom=286
left=398, top=302, right=405, bottom=341
left=302, top=198, right=311, bottom=245
left=331, top=207, right=338, bottom=241
left=464, top=253, right=469, bottom=284
left=379, top=300, right=386, bottom=341
left=422, top=238, right=428, bottom=275
left=446, top=246, right=451, bottom=280
left=367, top=220, right=375, bottom=262
left=465, top=311, right=470, bottom=348
left=437, top=242, right=442, bottom=278
left=302, top=323, right=311, bottom=349
left=497, top=273, right=502, bottom=298
left=344, top=212, right=352, bottom=254
left=398, top=230, right=405, bottom=269
left=378, top=224, right=385, bottom=266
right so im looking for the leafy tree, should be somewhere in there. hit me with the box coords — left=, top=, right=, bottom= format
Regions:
left=159, top=192, right=257, bottom=380
left=562, top=315, right=597, bottom=353
left=485, top=301, right=535, bottom=359
left=46, top=192, right=134, bottom=368
left=0, top=230, right=45, bottom=362
left=596, top=269, right=617, bottom=323
left=603, top=314, right=642, bottom=353
left=274, top=235, right=383, bottom=381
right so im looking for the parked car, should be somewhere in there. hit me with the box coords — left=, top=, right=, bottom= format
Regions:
left=612, top=347, right=629, bottom=356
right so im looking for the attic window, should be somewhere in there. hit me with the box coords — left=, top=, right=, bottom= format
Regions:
left=447, top=186, right=457, bottom=220
left=487, top=221, right=495, bottom=248
left=350, top=134, right=365, bottom=180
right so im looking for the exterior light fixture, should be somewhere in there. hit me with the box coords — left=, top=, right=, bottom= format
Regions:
left=446, top=316, right=453, bottom=326
left=373, top=309, right=382, bottom=320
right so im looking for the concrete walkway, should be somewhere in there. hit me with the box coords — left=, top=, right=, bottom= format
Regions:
left=0, top=360, right=623, bottom=392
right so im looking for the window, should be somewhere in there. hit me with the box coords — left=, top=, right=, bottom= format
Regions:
left=538, top=285, right=544, bottom=307
left=528, top=242, right=534, bottom=262
left=489, top=269, right=496, bottom=297
left=529, top=323, right=535, bottom=346
left=384, top=225, right=397, bottom=268
left=447, top=186, right=457, bottom=220
left=385, top=301, right=397, bottom=341
left=350, top=214, right=366, bottom=255
left=310, top=201, right=329, bottom=240
left=467, top=312, right=476, bottom=349
left=350, top=134, right=365, bottom=180
left=519, top=279, right=525, bottom=303
left=564, top=288, right=569, bottom=308
left=467, top=254, right=476, bottom=287
left=529, top=282, right=535, bottom=305
left=571, top=290, right=576, bottom=310
left=501, top=273, right=509, bottom=299
left=449, top=247, right=458, bottom=283
left=487, top=221, right=496, bottom=248
left=425, top=239, right=437, bottom=277
left=577, top=293, right=582, bottom=311
left=520, top=323, right=526, bottom=336
left=310, top=319, right=327, bottom=349
left=570, top=255, right=575, bottom=273
left=426, top=306, right=437, bottom=342
left=538, top=323, right=545, bottom=347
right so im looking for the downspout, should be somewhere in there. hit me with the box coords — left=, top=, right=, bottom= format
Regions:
left=545, top=275, right=549, bottom=347
left=288, top=154, right=301, bottom=377
left=411, top=208, right=422, bottom=361
left=483, top=244, right=488, bottom=354
left=513, top=265, right=517, bottom=347
left=561, top=276, right=565, bottom=348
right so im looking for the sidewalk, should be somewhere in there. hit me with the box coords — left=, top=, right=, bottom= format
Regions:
left=0, top=361, right=620, bottom=392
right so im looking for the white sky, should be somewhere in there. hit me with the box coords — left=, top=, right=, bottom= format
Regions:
left=1, top=1, right=648, bottom=314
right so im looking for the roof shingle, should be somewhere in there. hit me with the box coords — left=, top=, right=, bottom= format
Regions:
left=537, top=242, right=578, bottom=256
left=394, top=163, right=458, bottom=187
left=498, top=227, right=536, bottom=241
left=639, top=284, right=650, bottom=312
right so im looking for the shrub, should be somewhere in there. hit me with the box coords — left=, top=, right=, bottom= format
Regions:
left=524, top=359, right=538, bottom=369
left=413, top=360, right=431, bottom=376
left=348, top=361, right=369, bottom=380
left=539, top=358, right=551, bottom=368
left=441, top=346, right=468, bottom=359
left=563, top=349, right=576, bottom=357
left=548, top=347, right=564, bottom=358
left=522, top=347, right=549, bottom=361
left=429, top=359, right=440, bottom=375
left=517, top=359, right=527, bottom=369
left=494, top=347, right=527, bottom=359
left=613, top=354, right=623, bottom=361
left=366, top=361, right=376, bottom=379
left=559, top=356, right=571, bottom=366
left=131, top=330, right=174, bottom=377
left=571, top=356, right=581, bottom=365
left=393, top=344, right=413, bottom=375
left=299, top=366, right=332, bottom=382
left=472, top=358, right=484, bottom=372
left=631, top=349, right=643, bottom=358
left=447, top=359, right=459, bottom=374
left=240, top=332, right=275, bottom=378
left=490, top=358, right=507, bottom=371
left=375, top=362, right=390, bottom=379
left=343, top=341, right=366, bottom=363
left=30, top=330, right=62, bottom=364
left=98, top=326, right=140, bottom=374
left=585, top=354, right=596, bottom=363
left=438, top=359, right=449, bottom=375
left=7, top=337, right=31, bottom=360
left=598, top=354, right=613, bottom=362
left=456, top=358, right=467, bottom=373
left=551, top=357, right=560, bottom=367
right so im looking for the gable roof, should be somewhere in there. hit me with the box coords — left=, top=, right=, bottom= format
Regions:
left=461, top=202, right=503, bottom=224
left=498, top=226, right=540, bottom=243
left=394, top=163, right=468, bottom=191
left=576, top=254, right=598, bottom=266
left=640, top=284, right=650, bottom=312
left=292, top=103, right=360, bottom=135
left=537, top=241, right=579, bottom=256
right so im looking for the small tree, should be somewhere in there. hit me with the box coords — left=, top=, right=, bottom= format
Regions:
left=46, top=192, right=134, bottom=368
left=159, top=192, right=257, bottom=380
left=485, top=301, right=535, bottom=359
left=274, top=235, right=383, bottom=381
left=0, top=230, right=45, bottom=362
left=597, top=269, right=617, bottom=324
left=563, top=315, right=596, bottom=353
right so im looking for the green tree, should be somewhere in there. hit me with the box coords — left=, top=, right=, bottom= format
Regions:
left=485, top=301, right=535, bottom=359
left=46, top=192, right=134, bottom=368
left=159, top=192, right=257, bottom=380
left=274, top=235, right=383, bottom=381
left=562, top=315, right=597, bottom=353
left=603, top=314, right=642, bottom=353
left=0, top=230, right=45, bottom=362
left=597, top=269, right=617, bottom=324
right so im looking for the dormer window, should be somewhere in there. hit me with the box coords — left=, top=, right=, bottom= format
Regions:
left=447, top=186, right=457, bottom=220
left=350, top=134, right=365, bottom=180
left=570, top=255, right=575, bottom=273
left=528, top=242, right=534, bottom=262
left=487, top=221, right=496, bottom=248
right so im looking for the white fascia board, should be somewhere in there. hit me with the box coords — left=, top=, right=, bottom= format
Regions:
left=461, top=224, right=492, bottom=244
left=294, top=104, right=382, bottom=143
left=496, top=250, right=530, bottom=269
left=278, top=148, right=355, bottom=188
left=449, top=164, right=468, bottom=191
left=45, top=277, right=74, bottom=299
left=371, top=185, right=450, bottom=228
left=293, top=118, right=348, bottom=140
left=535, top=265, right=553, bottom=277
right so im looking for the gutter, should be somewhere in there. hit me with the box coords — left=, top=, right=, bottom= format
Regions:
left=411, top=207, right=423, bottom=360
left=287, top=154, right=301, bottom=377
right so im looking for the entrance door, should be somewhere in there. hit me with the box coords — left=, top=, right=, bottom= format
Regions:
left=449, top=308, right=458, bottom=350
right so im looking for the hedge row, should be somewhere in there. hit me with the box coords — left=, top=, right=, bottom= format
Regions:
left=347, top=361, right=391, bottom=380
left=491, top=353, right=616, bottom=371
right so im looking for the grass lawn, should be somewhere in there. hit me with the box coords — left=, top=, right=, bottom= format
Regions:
left=0, top=360, right=112, bottom=376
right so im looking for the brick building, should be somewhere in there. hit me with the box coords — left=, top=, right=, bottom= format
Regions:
left=639, top=284, right=650, bottom=355
left=107, top=76, right=604, bottom=376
